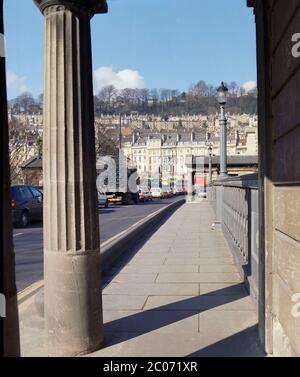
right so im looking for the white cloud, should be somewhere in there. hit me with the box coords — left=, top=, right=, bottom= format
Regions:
left=242, top=81, right=257, bottom=93
left=6, top=71, right=28, bottom=98
left=94, top=66, right=146, bottom=92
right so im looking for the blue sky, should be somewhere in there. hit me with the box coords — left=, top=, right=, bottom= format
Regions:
left=4, top=0, right=257, bottom=99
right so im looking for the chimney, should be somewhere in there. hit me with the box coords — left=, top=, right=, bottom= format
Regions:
left=191, top=131, right=195, bottom=142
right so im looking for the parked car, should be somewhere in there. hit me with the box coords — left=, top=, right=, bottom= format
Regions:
left=181, top=187, right=188, bottom=195
left=138, top=187, right=153, bottom=202
left=106, top=192, right=139, bottom=205
left=98, top=192, right=109, bottom=208
left=151, top=187, right=165, bottom=199
left=11, top=185, right=43, bottom=228
left=162, top=187, right=173, bottom=198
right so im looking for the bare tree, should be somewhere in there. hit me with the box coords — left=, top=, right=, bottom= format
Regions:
left=239, top=86, right=246, bottom=97
left=98, top=85, right=117, bottom=107
left=9, top=118, right=39, bottom=184
left=229, top=82, right=239, bottom=97
left=189, top=80, right=208, bottom=97
left=207, top=85, right=217, bottom=97
left=95, top=123, right=119, bottom=157
left=171, top=89, right=180, bottom=100
left=159, top=89, right=170, bottom=102
left=37, top=93, right=44, bottom=110
left=13, top=92, right=36, bottom=113
left=149, top=88, right=159, bottom=101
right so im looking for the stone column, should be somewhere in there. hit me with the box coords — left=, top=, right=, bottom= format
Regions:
left=34, top=0, right=107, bottom=356
left=1, top=0, right=20, bottom=357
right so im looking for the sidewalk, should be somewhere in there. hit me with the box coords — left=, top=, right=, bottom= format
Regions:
left=92, top=201, right=263, bottom=357
left=19, top=201, right=264, bottom=357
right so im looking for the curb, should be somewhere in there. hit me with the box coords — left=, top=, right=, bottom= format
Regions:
left=101, top=198, right=185, bottom=270
left=33, top=198, right=185, bottom=317
left=18, top=280, right=44, bottom=306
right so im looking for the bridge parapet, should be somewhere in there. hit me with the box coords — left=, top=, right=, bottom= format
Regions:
left=208, top=174, right=259, bottom=306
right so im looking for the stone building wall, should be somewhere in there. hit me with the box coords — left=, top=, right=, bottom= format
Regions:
left=251, top=0, right=300, bottom=356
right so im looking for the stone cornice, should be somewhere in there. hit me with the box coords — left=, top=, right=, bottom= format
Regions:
left=34, top=0, right=108, bottom=15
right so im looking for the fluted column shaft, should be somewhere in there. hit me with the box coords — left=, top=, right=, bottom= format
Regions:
left=35, top=1, right=107, bottom=356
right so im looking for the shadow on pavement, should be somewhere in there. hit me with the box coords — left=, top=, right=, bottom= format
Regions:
left=186, top=325, right=264, bottom=357
left=103, top=284, right=264, bottom=357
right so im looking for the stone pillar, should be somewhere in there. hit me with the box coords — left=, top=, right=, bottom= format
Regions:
left=34, top=0, right=107, bottom=356
left=1, top=0, right=20, bottom=357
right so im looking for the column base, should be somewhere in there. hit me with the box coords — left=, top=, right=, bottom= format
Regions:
left=44, top=251, right=104, bottom=356
left=219, top=173, right=229, bottom=180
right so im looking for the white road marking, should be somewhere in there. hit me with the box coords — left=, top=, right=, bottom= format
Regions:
left=100, top=206, right=165, bottom=247
left=13, top=233, right=23, bottom=237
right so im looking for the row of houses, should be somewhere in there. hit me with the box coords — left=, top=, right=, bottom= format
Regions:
left=122, top=129, right=258, bottom=183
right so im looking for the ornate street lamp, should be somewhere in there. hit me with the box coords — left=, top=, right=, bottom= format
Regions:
left=217, top=82, right=229, bottom=179
left=208, top=143, right=213, bottom=185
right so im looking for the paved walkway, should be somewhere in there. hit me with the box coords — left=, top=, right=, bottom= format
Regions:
left=91, top=201, right=263, bottom=357
left=19, top=201, right=263, bottom=356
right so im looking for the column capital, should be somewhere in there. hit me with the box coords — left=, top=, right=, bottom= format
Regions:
left=34, top=0, right=108, bottom=16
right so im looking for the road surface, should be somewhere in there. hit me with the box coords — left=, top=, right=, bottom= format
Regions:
left=13, top=197, right=182, bottom=292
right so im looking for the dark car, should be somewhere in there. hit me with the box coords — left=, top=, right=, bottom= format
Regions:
left=11, top=185, right=43, bottom=228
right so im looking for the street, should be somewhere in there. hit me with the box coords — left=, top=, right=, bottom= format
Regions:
left=13, top=197, right=181, bottom=292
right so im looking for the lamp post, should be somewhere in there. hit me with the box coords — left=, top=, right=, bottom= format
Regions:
left=119, top=113, right=123, bottom=150
left=217, top=82, right=229, bottom=179
left=117, top=99, right=126, bottom=151
left=208, top=144, right=213, bottom=185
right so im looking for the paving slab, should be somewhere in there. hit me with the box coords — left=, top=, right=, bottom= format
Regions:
left=198, top=251, right=233, bottom=258
left=200, top=283, right=248, bottom=296
left=104, top=310, right=199, bottom=334
left=89, top=329, right=264, bottom=357
left=103, top=295, right=148, bottom=310
left=199, top=310, right=258, bottom=337
left=112, top=264, right=199, bottom=273
left=104, top=282, right=200, bottom=296
left=144, top=295, right=255, bottom=312
left=128, top=256, right=167, bottom=265
left=164, top=257, right=234, bottom=265
left=156, top=272, right=242, bottom=284
left=104, top=272, right=158, bottom=284
left=200, top=265, right=239, bottom=273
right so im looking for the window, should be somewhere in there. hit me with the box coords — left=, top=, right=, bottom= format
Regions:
left=30, top=187, right=42, bottom=198
left=19, top=186, right=34, bottom=200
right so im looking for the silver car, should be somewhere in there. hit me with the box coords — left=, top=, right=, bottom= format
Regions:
left=98, top=192, right=109, bottom=208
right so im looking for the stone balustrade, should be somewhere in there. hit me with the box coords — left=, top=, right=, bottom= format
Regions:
left=208, top=174, right=259, bottom=307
